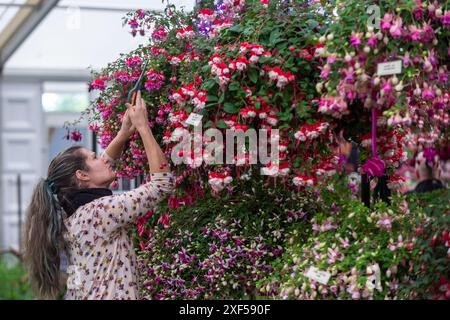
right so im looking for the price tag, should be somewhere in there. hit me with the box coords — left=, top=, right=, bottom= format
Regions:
left=305, top=266, right=331, bottom=285
left=185, top=113, right=203, bottom=127
left=377, top=60, right=402, bottom=76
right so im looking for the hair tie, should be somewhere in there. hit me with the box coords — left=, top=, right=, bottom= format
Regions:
left=45, top=179, right=59, bottom=194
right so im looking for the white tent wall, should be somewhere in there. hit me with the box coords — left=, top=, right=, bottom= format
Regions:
left=0, top=76, right=45, bottom=251
left=0, top=69, right=91, bottom=251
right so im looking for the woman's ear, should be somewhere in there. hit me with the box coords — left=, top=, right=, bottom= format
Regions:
left=75, top=169, right=90, bottom=182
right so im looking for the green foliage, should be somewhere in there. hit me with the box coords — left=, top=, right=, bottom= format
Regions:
left=0, top=256, right=34, bottom=300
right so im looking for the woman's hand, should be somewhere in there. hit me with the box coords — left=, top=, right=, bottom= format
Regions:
left=117, top=110, right=135, bottom=141
left=125, top=91, right=149, bottom=132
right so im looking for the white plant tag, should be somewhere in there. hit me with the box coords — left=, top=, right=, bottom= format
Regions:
left=185, top=113, right=203, bottom=126
left=377, top=60, right=402, bottom=76
left=305, top=266, right=331, bottom=285
left=365, top=263, right=382, bottom=292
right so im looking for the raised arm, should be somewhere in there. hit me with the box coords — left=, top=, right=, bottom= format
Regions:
left=126, top=91, right=170, bottom=173
left=102, top=110, right=135, bottom=162
left=80, top=92, right=173, bottom=237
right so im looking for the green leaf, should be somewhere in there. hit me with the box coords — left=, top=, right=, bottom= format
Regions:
left=269, top=29, right=282, bottom=45
left=206, top=95, right=218, bottom=102
left=228, top=25, right=243, bottom=33
left=216, top=120, right=228, bottom=129
left=228, top=82, right=240, bottom=91
left=248, top=68, right=258, bottom=84
left=223, top=102, right=239, bottom=114
left=306, top=19, right=319, bottom=30
left=202, top=65, right=210, bottom=73
left=204, top=120, right=213, bottom=128
left=218, top=92, right=225, bottom=104
left=204, top=80, right=216, bottom=90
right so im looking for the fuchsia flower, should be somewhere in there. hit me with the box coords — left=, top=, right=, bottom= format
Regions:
left=362, top=158, right=386, bottom=178
left=198, top=8, right=217, bottom=22
left=157, top=213, right=171, bottom=229
left=380, top=13, right=393, bottom=31
left=125, top=56, right=142, bottom=68
left=89, top=78, right=106, bottom=91
left=442, top=10, right=450, bottom=26
left=292, top=174, right=316, bottom=187
left=350, top=32, right=361, bottom=47
left=144, top=69, right=165, bottom=91
left=128, top=19, right=139, bottom=29
left=176, top=26, right=195, bottom=40
left=208, top=169, right=233, bottom=192
left=66, top=129, right=82, bottom=142
left=389, top=17, right=404, bottom=39
left=152, top=26, right=168, bottom=41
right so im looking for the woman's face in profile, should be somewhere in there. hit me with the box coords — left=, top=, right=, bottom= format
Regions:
left=80, top=148, right=116, bottom=188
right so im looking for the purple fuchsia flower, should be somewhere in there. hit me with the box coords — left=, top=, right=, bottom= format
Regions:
left=362, top=158, right=386, bottom=178
left=422, top=147, right=438, bottom=165
left=380, top=13, right=393, bottom=31
left=389, top=17, right=403, bottom=39
left=442, top=10, right=450, bottom=26
left=350, top=32, right=361, bottom=47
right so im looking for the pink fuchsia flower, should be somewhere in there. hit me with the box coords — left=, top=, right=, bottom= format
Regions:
left=389, top=17, right=403, bottom=39
left=350, top=32, right=362, bottom=47
left=128, top=19, right=139, bottom=29
left=376, top=215, right=393, bottom=231
left=152, top=26, right=168, bottom=41
left=407, top=24, right=422, bottom=41
left=125, top=56, right=142, bottom=68
left=380, top=13, right=393, bottom=31
left=67, top=129, right=82, bottom=142
left=144, top=69, right=165, bottom=91
left=421, top=86, right=435, bottom=101
left=157, top=213, right=171, bottom=229
left=198, top=8, right=217, bottom=22
left=362, top=158, right=385, bottom=177
left=366, top=35, right=378, bottom=47
left=89, top=78, right=106, bottom=91
left=442, top=10, right=450, bottom=26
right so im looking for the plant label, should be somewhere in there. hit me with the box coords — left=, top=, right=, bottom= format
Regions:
left=377, top=60, right=402, bottom=76
left=305, top=266, right=331, bottom=285
left=185, top=113, right=203, bottom=127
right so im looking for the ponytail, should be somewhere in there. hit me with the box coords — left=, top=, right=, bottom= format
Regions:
left=23, top=146, right=87, bottom=299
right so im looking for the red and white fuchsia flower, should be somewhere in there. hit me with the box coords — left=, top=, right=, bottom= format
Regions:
left=294, top=121, right=329, bottom=144
left=208, top=168, right=233, bottom=192
left=292, top=174, right=317, bottom=188
left=176, top=26, right=195, bottom=40
left=267, top=67, right=295, bottom=89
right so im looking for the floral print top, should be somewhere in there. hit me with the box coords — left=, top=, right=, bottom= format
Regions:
left=63, top=172, right=174, bottom=300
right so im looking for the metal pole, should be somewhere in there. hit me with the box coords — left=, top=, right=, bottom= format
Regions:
left=92, top=130, right=97, bottom=154
left=17, top=173, right=22, bottom=250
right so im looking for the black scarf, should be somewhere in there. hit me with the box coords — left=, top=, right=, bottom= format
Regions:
left=64, top=188, right=113, bottom=216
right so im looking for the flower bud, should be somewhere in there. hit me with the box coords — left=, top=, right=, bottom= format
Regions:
left=391, top=76, right=399, bottom=85
left=327, top=33, right=334, bottom=41
left=316, top=82, right=323, bottom=92
left=364, top=46, right=371, bottom=53
left=319, top=36, right=326, bottom=43
left=367, top=26, right=374, bottom=32
left=414, top=87, right=421, bottom=96
left=435, top=8, right=442, bottom=18
left=373, top=77, right=380, bottom=86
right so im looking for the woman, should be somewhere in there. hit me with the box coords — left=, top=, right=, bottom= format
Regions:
left=23, top=92, right=174, bottom=299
